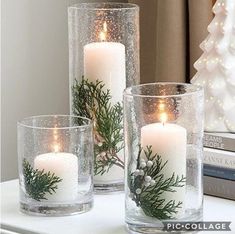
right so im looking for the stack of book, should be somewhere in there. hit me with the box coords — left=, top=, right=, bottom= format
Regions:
left=203, top=132, right=235, bottom=200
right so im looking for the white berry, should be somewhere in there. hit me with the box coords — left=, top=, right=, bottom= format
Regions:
left=101, top=152, right=106, bottom=157
left=150, top=180, right=156, bottom=186
left=147, top=161, right=153, bottom=167
left=98, top=142, right=103, bottom=147
left=140, top=162, right=146, bottom=168
left=136, top=188, right=141, bottom=194
left=144, top=176, right=151, bottom=182
left=134, top=169, right=140, bottom=176
left=139, top=170, right=144, bottom=176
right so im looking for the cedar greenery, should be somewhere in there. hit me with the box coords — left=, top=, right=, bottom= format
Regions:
left=71, top=78, right=124, bottom=175
left=128, top=145, right=186, bottom=219
left=23, top=159, right=62, bottom=201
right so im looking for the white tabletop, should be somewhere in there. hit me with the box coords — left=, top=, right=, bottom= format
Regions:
left=1, top=180, right=235, bottom=234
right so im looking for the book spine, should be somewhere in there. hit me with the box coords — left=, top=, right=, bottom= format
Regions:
left=204, top=176, right=235, bottom=200
left=203, top=148, right=235, bottom=169
left=204, top=164, right=235, bottom=181
left=204, top=133, right=235, bottom=152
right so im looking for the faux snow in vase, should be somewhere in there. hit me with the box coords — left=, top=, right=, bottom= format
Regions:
left=124, top=83, right=204, bottom=233
left=68, top=3, right=139, bottom=193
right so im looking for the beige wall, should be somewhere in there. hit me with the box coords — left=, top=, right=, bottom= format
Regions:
left=1, top=0, right=73, bottom=181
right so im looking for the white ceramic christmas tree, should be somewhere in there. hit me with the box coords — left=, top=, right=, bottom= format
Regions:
left=191, top=0, right=235, bottom=132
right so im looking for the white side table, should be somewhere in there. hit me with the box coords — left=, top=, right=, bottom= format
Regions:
left=1, top=180, right=235, bottom=234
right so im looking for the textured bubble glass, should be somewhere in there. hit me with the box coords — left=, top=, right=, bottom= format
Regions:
left=124, top=83, right=204, bottom=233
left=18, top=115, right=93, bottom=216
left=68, top=3, right=139, bottom=193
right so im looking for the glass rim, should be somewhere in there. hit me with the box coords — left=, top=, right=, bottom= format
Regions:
left=68, top=2, right=139, bottom=11
left=17, top=115, right=93, bottom=130
left=124, top=82, right=203, bottom=98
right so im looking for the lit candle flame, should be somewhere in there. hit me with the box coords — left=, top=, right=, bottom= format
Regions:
left=53, top=144, right=60, bottom=153
left=159, top=103, right=165, bottom=111
left=53, top=125, right=59, bottom=141
left=160, top=113, right=168, bottom=126
left=53, top=129, right=58, bottom=141
left=99, top=22, right=107, bottom=41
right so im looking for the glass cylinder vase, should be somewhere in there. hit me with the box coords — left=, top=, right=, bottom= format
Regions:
left=17, top=115, right=94, bottom=216
left=68, top=3, right=140, bottom=193
left=124, top=83, right=204, bottom=233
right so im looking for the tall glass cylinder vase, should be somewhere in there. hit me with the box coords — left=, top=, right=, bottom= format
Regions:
left=68, top=3, right=139, bottom=193
left=124, top=83, right=204, bottom=233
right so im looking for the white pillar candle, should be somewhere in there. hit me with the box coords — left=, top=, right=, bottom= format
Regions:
left=83, top=23, right=126, bottom=183
left=34, top=152, right=78, bottom=202
left=84, top=41, right=126, bottom=104
left=140, top=121, right=187, bottom=210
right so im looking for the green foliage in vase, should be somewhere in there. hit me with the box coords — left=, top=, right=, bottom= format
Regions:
left=23, top=159, right=62, bottom=201
left=128, top=145, right=186, bottom=219
left=71, top=78, right=124, bottom=175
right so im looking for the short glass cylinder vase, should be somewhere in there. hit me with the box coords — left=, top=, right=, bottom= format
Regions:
left=68, top=3, right=140, bottom=193
left=17, top=115, right=94, bottom=216
left=124, top=83, right=204, bottom=233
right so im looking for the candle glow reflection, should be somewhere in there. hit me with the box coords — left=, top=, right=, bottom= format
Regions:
left=160, top=112, right=168, bottom=126
left=99, top=22, right=107, bottom=41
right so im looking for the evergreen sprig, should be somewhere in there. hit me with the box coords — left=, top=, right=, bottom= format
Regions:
left=71, top=78, right=124, bottom=175
left=128, top=145, right=186, bottom=219
left=23, top=159, right=62, bottom=201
